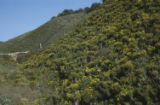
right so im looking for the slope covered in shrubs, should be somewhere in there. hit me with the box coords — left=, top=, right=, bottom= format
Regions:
left=15, top=0, right=160, bottom=105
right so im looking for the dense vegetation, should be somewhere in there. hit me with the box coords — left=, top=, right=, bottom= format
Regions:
left=14, top=0, right=160, bottom=105
left=1, top=0, right=160, bottom=105
left=58, top=3, right=101, bottom=16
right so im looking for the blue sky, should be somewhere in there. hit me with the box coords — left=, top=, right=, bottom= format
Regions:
left=0, top=0, right=101, bottom=41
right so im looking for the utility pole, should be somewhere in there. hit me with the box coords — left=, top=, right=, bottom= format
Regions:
left=40, top=43, right=43, bottom=49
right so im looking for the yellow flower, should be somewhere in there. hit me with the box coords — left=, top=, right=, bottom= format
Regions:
left=120, top=89, right=128, bottom=96
left=20, top=98, right=29, bottom=103
left=137, top=0, right=142, bottom=3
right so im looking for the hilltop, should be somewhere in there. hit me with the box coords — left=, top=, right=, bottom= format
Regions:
left=0, top=12, right=86, bottom=53
left=0, top=2, right=101, bottom=53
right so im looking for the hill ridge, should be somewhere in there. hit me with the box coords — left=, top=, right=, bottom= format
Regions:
left=0, top=12, right=87, bottom=53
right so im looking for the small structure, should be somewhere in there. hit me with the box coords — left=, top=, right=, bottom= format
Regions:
left=0, top=51, right=29, bottom=61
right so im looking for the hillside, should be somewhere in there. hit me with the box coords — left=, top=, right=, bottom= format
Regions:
left=21, top=0, right=160, bottom=105
left=1, top=0, right=160, bottom=105
left=0, top=12, right=86, bottom=53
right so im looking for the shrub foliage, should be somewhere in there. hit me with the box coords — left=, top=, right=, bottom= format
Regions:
left=7, top=0, right=160, bottom=105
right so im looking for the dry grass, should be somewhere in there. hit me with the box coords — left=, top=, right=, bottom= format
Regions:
left=0, top=83, right=41, bottom=105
